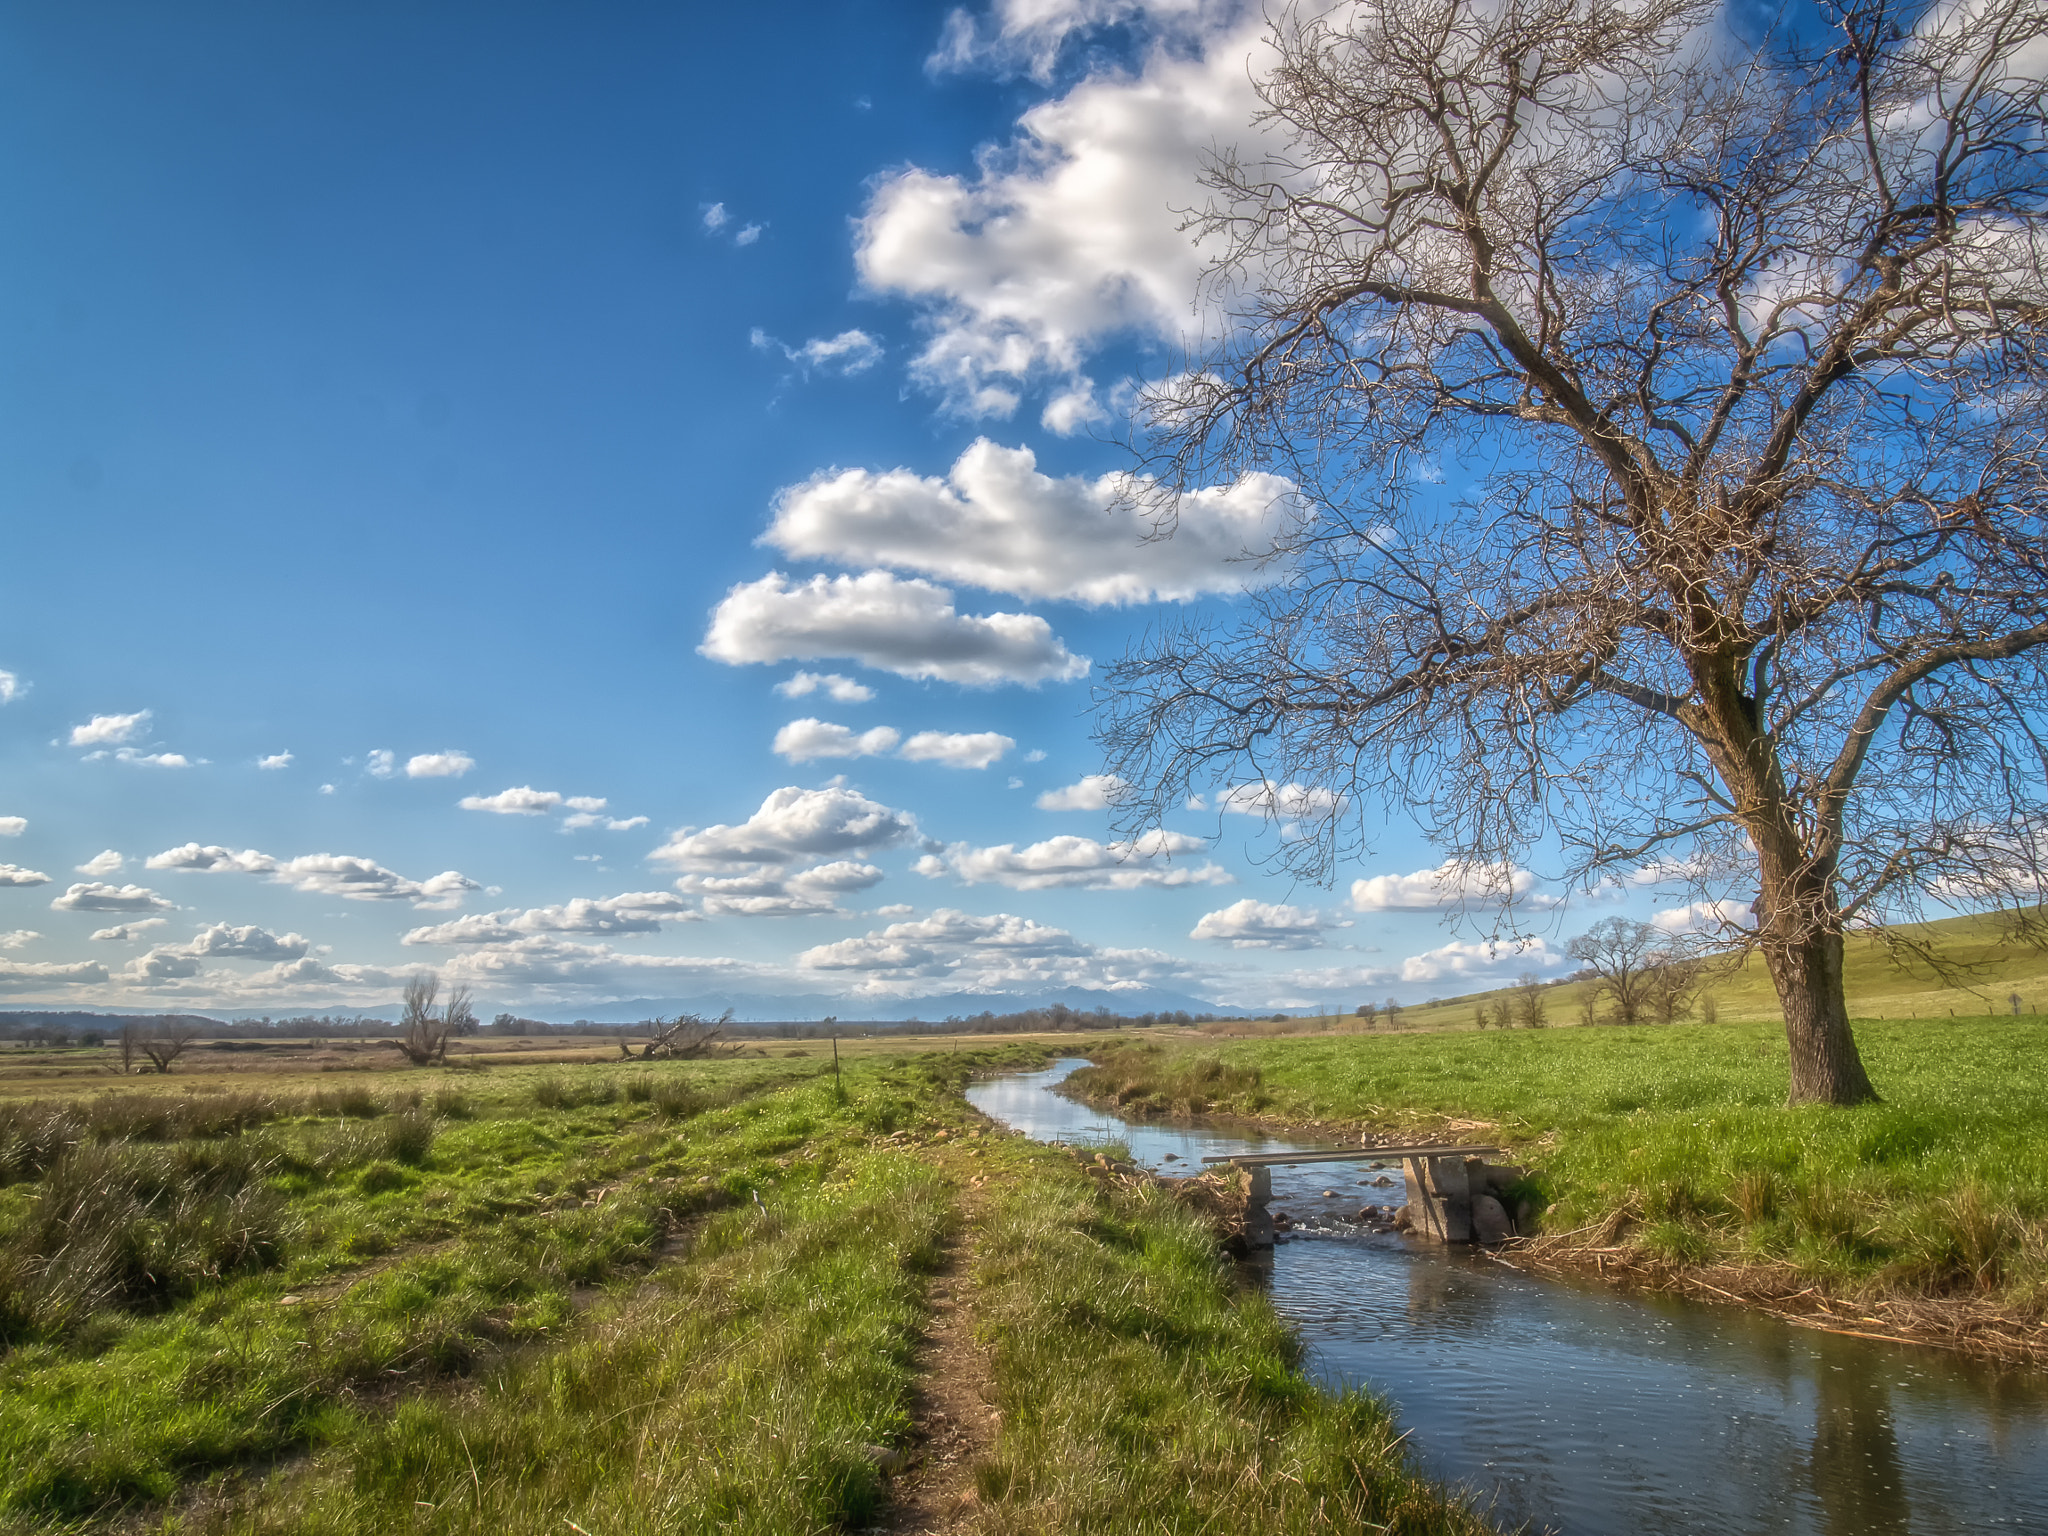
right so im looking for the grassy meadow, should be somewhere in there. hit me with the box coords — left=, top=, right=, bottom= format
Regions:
left=0, top=1041, right=1486, bottom=1536
left=1068, top=1014, right=2048, bottom=1312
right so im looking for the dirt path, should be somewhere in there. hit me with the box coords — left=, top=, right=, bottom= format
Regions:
left=878, top=1170, right=1000, bottom=1534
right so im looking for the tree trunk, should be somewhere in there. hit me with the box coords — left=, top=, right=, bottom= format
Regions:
left=1763, top=927, right=1879, bottom=1106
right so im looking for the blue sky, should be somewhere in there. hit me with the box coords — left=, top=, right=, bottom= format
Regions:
left=0, top=0, right=1688, bottom=1018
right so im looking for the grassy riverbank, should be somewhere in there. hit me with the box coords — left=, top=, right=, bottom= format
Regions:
left=1067, top=1019, right=2048, bottom=1331
left=0, top=1044, right=1484, bottom=1534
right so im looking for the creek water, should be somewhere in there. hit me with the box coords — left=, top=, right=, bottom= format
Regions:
left=967, top=1059, right=2048, bottom=1535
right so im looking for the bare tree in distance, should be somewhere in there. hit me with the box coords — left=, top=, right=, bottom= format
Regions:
left=1567, top=918, right=1672, bottom=1024
left=1104, top=0, right=2048, bottom=1103
left=1645, top=952, right=1704, bottom=1024
left=386, top=974, right=473, bottom=1067
left=132, top=1017, right=199, bottom=1074
left=1510, top=973, right=1549, bottom=1029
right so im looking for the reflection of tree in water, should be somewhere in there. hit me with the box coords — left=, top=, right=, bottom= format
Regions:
left=1809, top=1339, right=1911, bottom=1536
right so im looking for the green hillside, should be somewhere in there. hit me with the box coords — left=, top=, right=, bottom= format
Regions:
left=1291, top=908, right=2048, bottom=1033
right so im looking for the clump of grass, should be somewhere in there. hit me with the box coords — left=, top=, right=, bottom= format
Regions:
left=652, top=1080, right=709, bottom=1119
left=0, top=1142, right=288, bottom=1341
left=431, top=1087, right=476, bottom=1120
left=1733, top=1168, right=1780, bottom=1224
left=529, top=1072, right=622, bottom=1110
left=1891, top=1184, right=2022, bottom=1294
left=309, top=1086, right=384, bottom=1119
left=381, top=1110, right=435, bottom=1167
left=0, top=1101, right=85, bottom=1184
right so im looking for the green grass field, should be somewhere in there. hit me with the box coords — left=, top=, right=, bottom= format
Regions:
left=0, top=1046, right=1484, bottom=1535
left=1069, top=1016, right=2048, bottom=1307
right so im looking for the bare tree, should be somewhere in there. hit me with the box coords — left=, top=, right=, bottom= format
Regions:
left=1645, top=953, right=1703, bottom=1023
left=1510, top=973, right=1549, bottom=1029
left=132, top=1016, right=199, bottom=1074
left=1567, top=918, right=1668, bottom=1024
left=385, top=974, right=473, bottom=1067
left=1105, top=0, right=2048, bottom=1103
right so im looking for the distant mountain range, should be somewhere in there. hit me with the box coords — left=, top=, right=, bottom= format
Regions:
left=0, top=983, right=1235, bottom=1029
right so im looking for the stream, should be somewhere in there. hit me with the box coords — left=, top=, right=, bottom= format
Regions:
left=967, top=1059, right=2048, bottom=1535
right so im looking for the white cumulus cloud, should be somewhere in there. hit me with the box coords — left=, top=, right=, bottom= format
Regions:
left=186, top=923, right=311, bottom=961
left=83, top=748, right=193, bottom=768
left=773, top=719, right=902, bottom=763
left=257, top=752, right=293, bottom=770
left=1653, top=899, right=1753, bottom=935
left=1190, top=898, right=1330, bottom=950
left=1035, top=774, right=1125, bottom=811
left=404, top=891, right=698, bottom=946
left=775, top=670, right=875, bottom=704
left=798, top=906, right=1198, bottom=998
left=90, top=919, right=167, bottom=941
left=143, top=843, right=478, bottom=909
left=50, top=881, right=175, bottom=913
left=365, top=749, right=397, bottom=778
left=433, top=935, right=761, bottom=997
left=679, top=860, right=887, bottom=918
left=702, top=570, right=1087, bottom=687
left=652, top=786, right=917, bottom=918
left=70, top=711, right=150, bottom=747
left=900, top=730, right=1014, bottom=769
left=0, top=959, right=108, bottom=992
left=859, top=8, right=1273, bottom=424
left=766, top=439, right=1290, bottom=604
left=407, top=751, right=476, bottom=779
left=654, top=786, right=918, bottom=871
left=460, top=786, right=564, bottom=816
left=1348, top=860, right=1545, bottom=912
left=75, top=850, right=123, bottom=876
left=1395, top=938, right=1559, bottom=984
left=1219, top=781, right=1346, bottom=821
left=0, top=669, right=24, bottom=704
left=0, top=817, right=23, bottom=837
left=562, top=809, right=649, bottom=832
left=916, top=829, right=1230, bottom=890
left=0, top=929, right=37, bottom=949
left=0, top=865, right=50, bottom=887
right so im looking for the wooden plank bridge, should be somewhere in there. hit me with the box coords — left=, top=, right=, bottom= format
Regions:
left=1201, top=1144, right=1519, bottom=1246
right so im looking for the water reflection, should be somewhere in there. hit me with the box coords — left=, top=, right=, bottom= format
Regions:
left=1810, top=1338, right=1910, bottom=1536
left=969, top=1060, right=2048, bottom=1536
